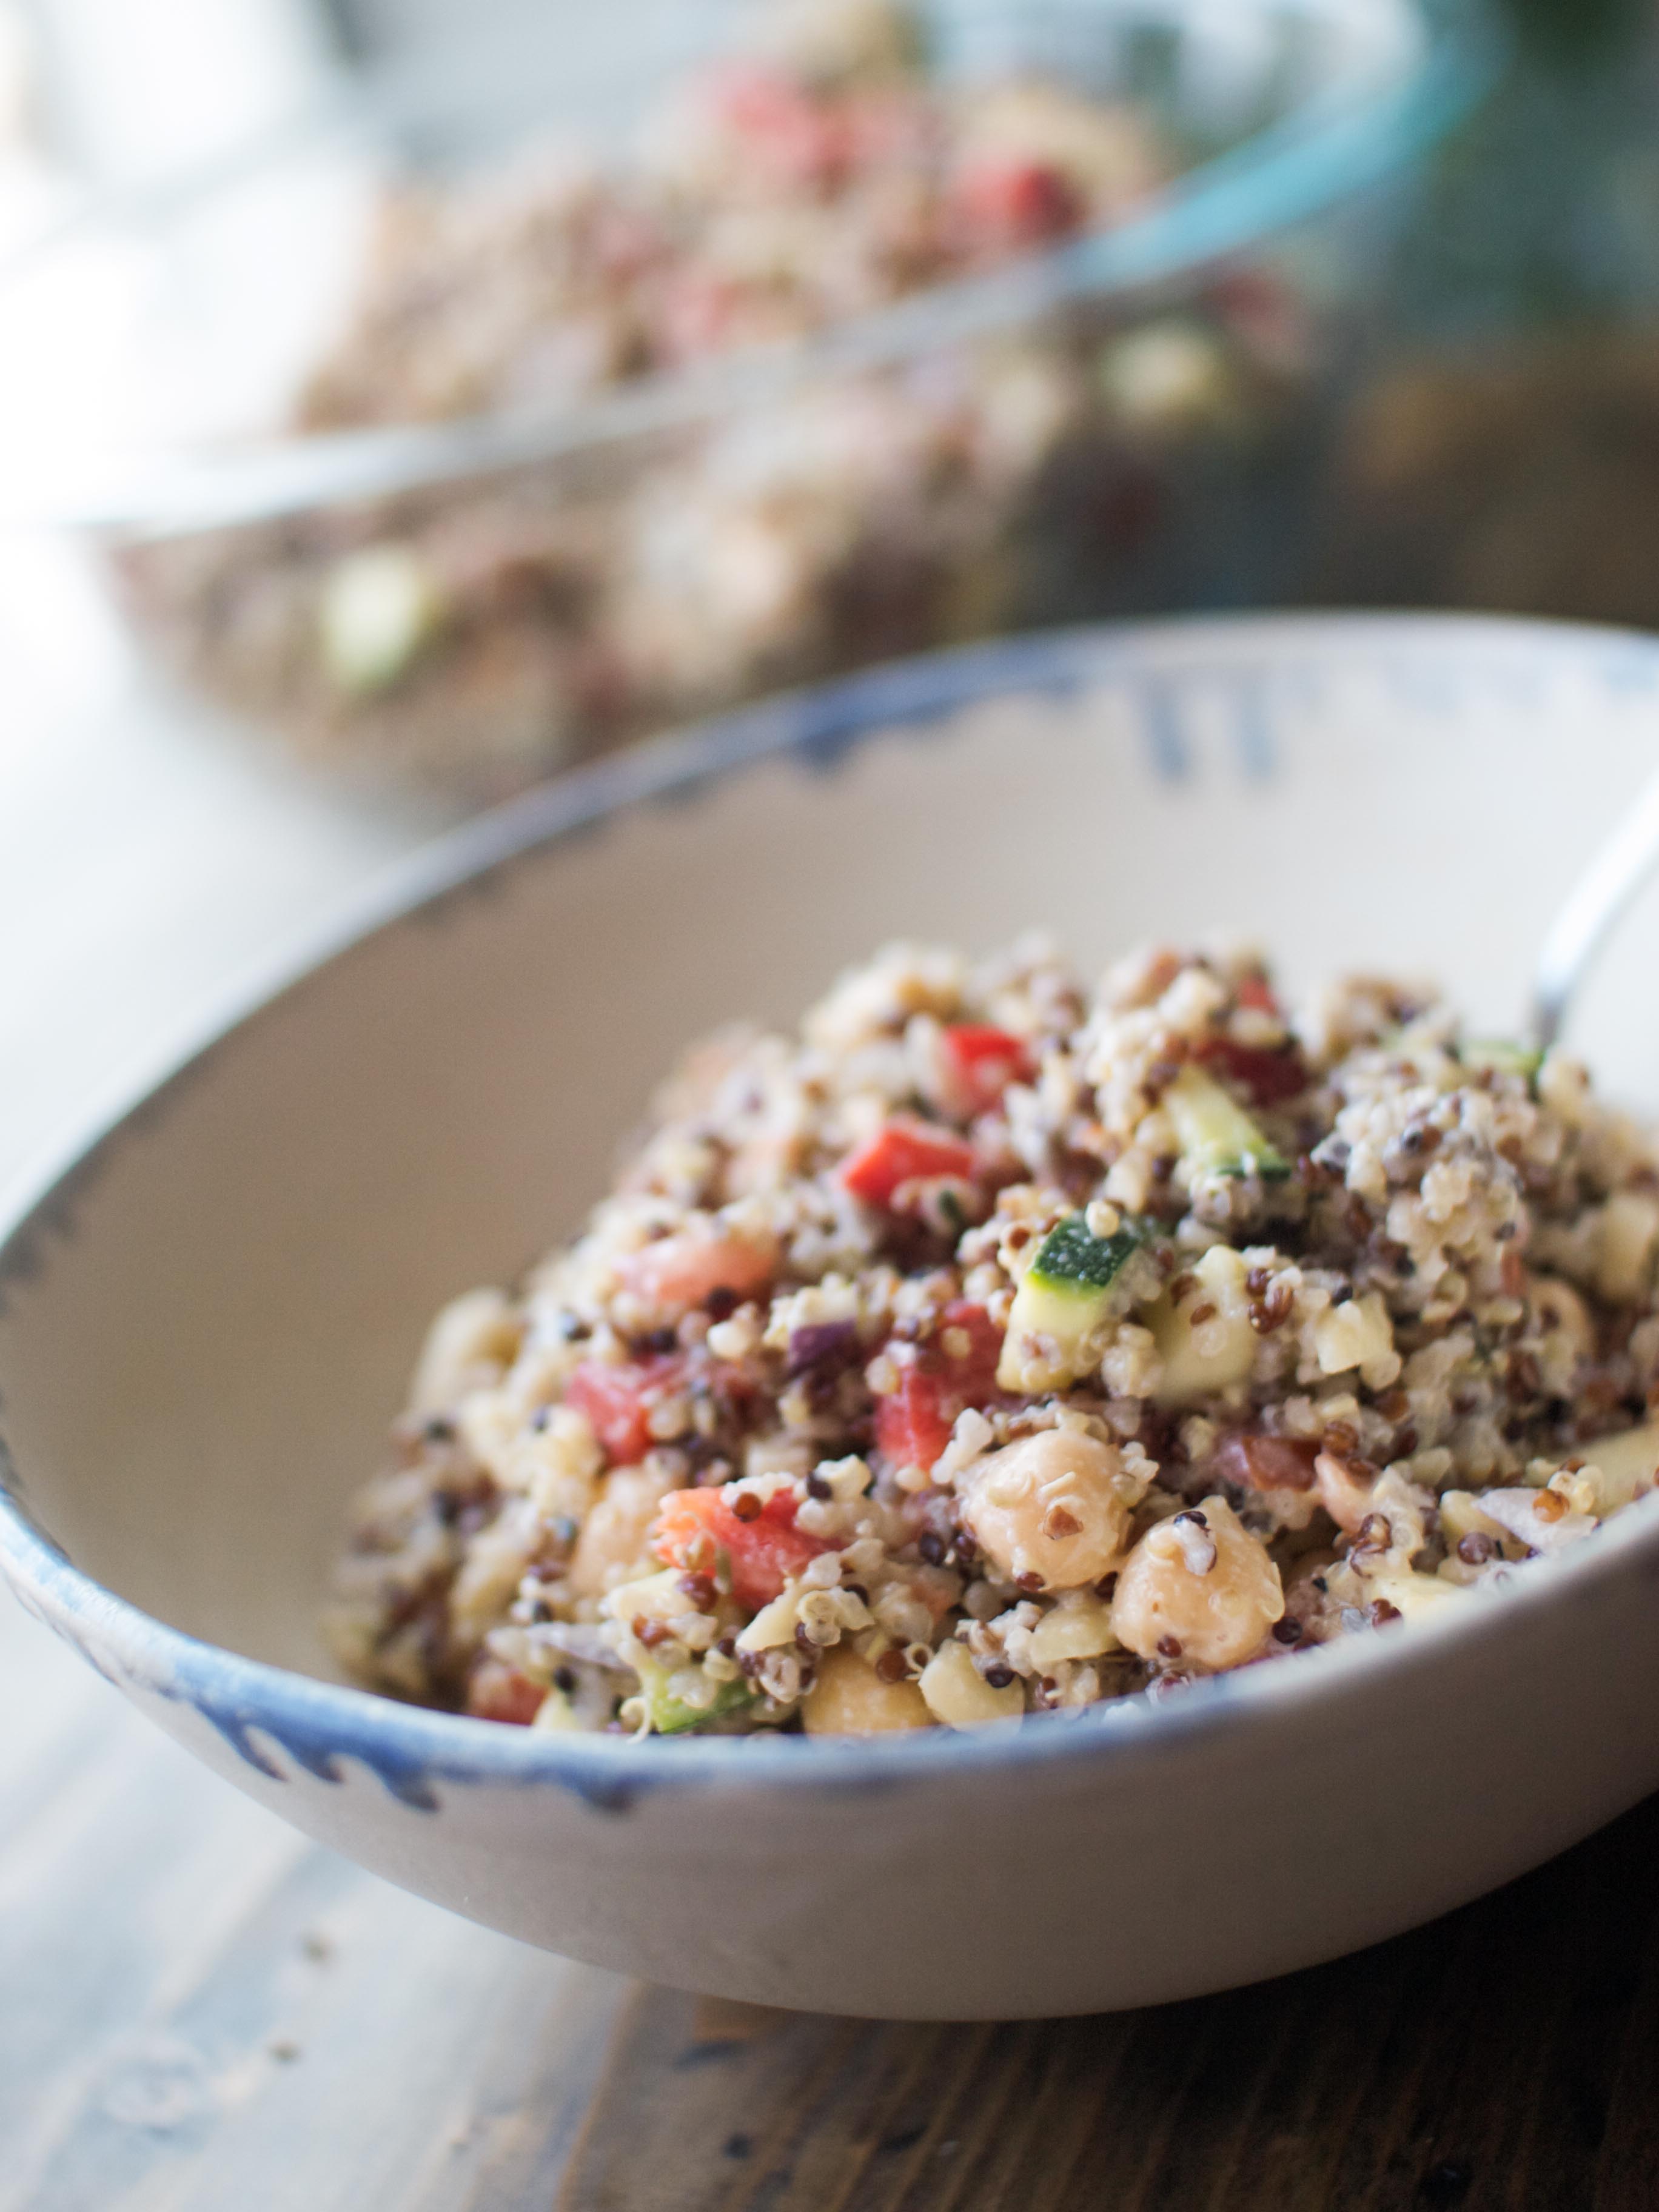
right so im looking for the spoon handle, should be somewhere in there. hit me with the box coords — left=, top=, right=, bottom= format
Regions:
left=1533, top=762, right=1659, bottom=1051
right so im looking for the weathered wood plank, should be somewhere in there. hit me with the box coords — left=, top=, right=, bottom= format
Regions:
left=0, top=1592, right=631, bottom=2212
left=13, top=1550, right=1659, bottom=2212
left=553, top=1794, right=1659, bottom=2212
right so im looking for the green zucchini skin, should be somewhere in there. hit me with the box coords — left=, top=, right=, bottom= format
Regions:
left=1463, top=1040, right=1542, bottom=1082
left=638, top=1662, right=759, bottom=1735
left=999, top=1212, right=1162, bottom=1390
left=1027, top=1211, right=1146, bottom=1295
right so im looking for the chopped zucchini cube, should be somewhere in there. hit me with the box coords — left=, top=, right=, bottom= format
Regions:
left=638, top=1661, right=758, bottom=1736
left=1165, top=1064, right=1290, bottom=1183
left=998, top=1212, right=1151, bottom=1392
left=320, top=543, right=443, bottom=696
left=1463, top=1040, right=1542, bottom=1082
left=1147, top=1244, right=1257, bottom=1406
left=1030, top=1210, right=1145, bottom=1293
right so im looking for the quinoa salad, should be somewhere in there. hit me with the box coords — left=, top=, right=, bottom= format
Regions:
left=115, top=0, right=1312, bottom=801
left=330, top=938, right=1659, bottom=1737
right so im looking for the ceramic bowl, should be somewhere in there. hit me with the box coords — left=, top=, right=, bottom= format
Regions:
left=8, top=611, right=1659, bottom=2022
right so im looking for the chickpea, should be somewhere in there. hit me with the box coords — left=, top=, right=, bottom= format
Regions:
left=1112, top=1495, right=1282, bottom=1670
left=956, top=1429, right=1137, bottom=1591
left=800, top=1645, right=931, bottom=1734
left=568, top=1464, right=676, bottom=1597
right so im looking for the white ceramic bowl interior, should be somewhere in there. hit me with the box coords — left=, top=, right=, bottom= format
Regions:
left=7, top=612, right=1659, bottom=2019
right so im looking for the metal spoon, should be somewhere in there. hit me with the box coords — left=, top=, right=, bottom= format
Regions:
left=1533, top=762, right=1659, bottom=1052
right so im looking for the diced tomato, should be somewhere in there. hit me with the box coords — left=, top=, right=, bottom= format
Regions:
left=1215, top=1430, right=1319, bottom=1492
left=876, top=1370, right=956, bottom=1475
left=565, top=1353, right=685, bottom=1467
left=953, top=155, right=1084, bottom=249
left=839, top=1115, right=978, bottom=1208
left=652, top=1486, right=831, bottom=1610
left=466, top=1660, right=545, bottom=1727
left=1200, top=977, right=1303, bottom=1102
left=936, top=1299, right=1004, bottom=1389
left=1198, top=1036, right=1308, bottom=1108
left=874, top=1299, right=1004, bottom=1473
left=942, top=1024, right=1036, bottom=1114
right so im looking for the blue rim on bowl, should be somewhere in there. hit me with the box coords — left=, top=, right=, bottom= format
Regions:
left=7, top=609, right=1659, bottom=1815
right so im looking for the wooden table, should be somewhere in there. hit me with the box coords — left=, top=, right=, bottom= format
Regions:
left=4, top=577, right=1658, bottom=2210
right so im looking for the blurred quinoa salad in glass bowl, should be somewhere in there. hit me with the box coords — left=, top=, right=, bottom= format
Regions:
left=331, top=934, right=1659, bottom=1738
left=10, top=0, right=1486, bottom=803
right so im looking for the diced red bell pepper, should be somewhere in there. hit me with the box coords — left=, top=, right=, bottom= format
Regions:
left=839, top=1115, right=978, bottom=1208
left=942, top=1023, right=1036, bottom=1114
left=565, top=1353, right=685, bottom=1467
left=953, top=155, right=1084, bottom=249
left=1198, top=1036, right=1309, bottom=1108
left=1215, top=1430, right=1319, bottom=1492
left=1201, top=976, right=1303, bottom=1102
left=652, top=1486, right=830, bottom=1610
left=935, top=1299, right=1004, bottom=1389
left=466, top=1660, right=546, bottom=1726
left=874, top=1299, right=1004, bottom=1473
left=876, top=1370, right=956, bottom=1476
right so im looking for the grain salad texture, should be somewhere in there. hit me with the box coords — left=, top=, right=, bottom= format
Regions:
left=329, top=938, right=1659, bottom=1735
left=114, top=0, right=1313, bottom=802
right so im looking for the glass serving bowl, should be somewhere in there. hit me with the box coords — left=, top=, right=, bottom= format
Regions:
left=0, top=0, right=1491, bottom=803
